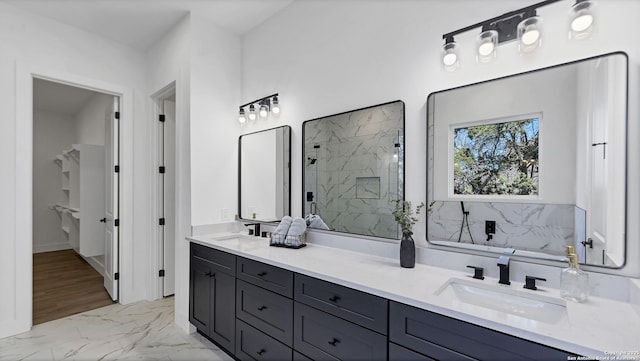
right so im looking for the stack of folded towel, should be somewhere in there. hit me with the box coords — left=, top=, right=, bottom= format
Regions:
left=304, top=213, right=330, bottom=230
left=270, top=216, right=307, bottom=249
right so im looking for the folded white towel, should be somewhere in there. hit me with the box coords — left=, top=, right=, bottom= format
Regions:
left=305, top=213, right=330, bottom=230
left=285, top=217, right=307, bottom=246
left=273, top=216, right=292, bottom=235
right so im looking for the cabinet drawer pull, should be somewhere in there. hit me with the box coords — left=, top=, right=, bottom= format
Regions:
left=256, top=349, right=266, bottom=355
left=257, top=271, right=268, bottom=277
left=329, top=295, right=341, bottom=303
left=257, top=305, right=267, bottom=311
left=328, top=338, right=340, bottom=346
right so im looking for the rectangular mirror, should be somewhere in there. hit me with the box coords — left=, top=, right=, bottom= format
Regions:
left=427, top=52, right=628, bottom=269
left=239, top=126, right=291, bottom=222
left=303, top=100, right=405, bottom=240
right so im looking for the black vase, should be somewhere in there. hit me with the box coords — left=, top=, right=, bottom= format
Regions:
left=400, top=233, right=416, bottom=268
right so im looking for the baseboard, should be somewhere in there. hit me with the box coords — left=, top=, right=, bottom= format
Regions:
left=33, top=242, right=72, bottom=254
left=84, top=255, right=105, bottom=277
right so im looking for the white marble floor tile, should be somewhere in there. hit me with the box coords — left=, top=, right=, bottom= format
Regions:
left=0, top=297, right=233, bottom=361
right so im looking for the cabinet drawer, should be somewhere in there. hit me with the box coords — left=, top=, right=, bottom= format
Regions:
left=390, top=302, right=574, bottom=361
left=237, top=257, right=293, bottom=297
left=190, top=242, right=236, bottom=276
left=293, top=302, right=387, bottom=361
left=236, top=319, right=292, bottom=361
left=388, top=342, right=436, bottom=361
left=236, top=280, right=294, bottom=347
left=294, top=274, right=388, bottom=334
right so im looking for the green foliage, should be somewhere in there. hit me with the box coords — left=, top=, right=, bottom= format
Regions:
left=453, top=118, right=539, bottom=196
left=392, top=200, right=425, bottom=236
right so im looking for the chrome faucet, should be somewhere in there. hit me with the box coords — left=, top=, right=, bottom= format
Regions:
left=497, top=256, right=510, bottom=285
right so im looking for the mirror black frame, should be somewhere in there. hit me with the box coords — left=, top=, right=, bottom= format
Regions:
left=425, top=52, right=629, bottom=269
left=238, top=125, right=292, bottom=222
left=302, top=100, right=406, bottom=240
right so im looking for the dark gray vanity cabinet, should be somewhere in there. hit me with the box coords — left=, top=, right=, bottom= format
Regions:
left=189, top=242, right=580, bottom=361
left=293, top=274, right=388, bottom=360
left=235, top=257, right=295, bottom=360
left=389, top=302, right=575, bottom=361
left=189, top=243, right=236, bottom=353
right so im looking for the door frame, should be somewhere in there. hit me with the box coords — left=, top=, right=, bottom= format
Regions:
left=150, top=82, right=177, bottom=299
left=16, top=63, right=134, bottom=332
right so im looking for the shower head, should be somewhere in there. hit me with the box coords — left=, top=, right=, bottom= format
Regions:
left=308, top=157, right=317, bottom=165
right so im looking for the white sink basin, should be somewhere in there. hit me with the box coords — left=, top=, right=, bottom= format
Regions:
left=434, top=277, right=567, bottom=324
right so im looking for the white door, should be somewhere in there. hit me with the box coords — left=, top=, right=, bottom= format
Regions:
left=103, top=96, right=119, bottom=300
left=162, top=99, right=176, bottom=296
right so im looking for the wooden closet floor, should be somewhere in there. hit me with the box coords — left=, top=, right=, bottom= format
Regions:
left=33, top=249, right=115, bottom=325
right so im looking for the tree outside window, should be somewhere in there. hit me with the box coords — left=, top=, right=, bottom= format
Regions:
left=453, top=117, right=539, bottom=196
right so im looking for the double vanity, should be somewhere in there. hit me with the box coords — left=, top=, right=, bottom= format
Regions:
left=198, top=51, right=640, bottom=360
left=188, top=232, right=640, bottom=360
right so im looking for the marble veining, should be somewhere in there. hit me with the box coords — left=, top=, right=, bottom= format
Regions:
left=0, top=297, right=232, bottom=361
left=428, top=201, right=578, bottom=255
left=304, top=101, right=403, bottom=239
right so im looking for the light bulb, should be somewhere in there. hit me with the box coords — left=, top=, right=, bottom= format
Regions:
left=441, top=40, right=459, bottom=72
left=271, top=96, right=280, bottom=115
left=569, top=1, right=594, bottom=40
left=248, top=104, right=257, bottom=121
left=517, top=16, right=542, bottom=54
left=259, top=105, right=268, bottom=118
left=571, top=14, right=593, bottom=32
left=238, top=109, right=246, bottom=124
left=521, top=28, right=540, bottom=45
left=476, top=30, right=498, bottom=63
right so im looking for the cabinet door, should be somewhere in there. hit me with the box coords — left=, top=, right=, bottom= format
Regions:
left=390, top=302, right=573, bottom=361
left=189, top=257, right=212, bottom=334
left=236, top=280, right=294, bottom=347
left=294, top=274, right=388, bottom=334
left=210, top=270, right=236, bottom=353
left=294, top=302, right=387, bottom=361
left=236, top=319, right=292, bottom=361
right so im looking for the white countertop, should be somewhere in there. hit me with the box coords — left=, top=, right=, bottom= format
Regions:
left=187, top=232, right=640, bottom=359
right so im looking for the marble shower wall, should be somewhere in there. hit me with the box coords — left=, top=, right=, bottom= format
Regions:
left=304, top=101, right=404, bottom=239
left=428, top=201, right=580, bottom=255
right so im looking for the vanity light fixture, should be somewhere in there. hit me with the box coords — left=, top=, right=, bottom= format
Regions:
left=440, top=0, right=595, bottom=70
left=237, top=93, right=280, bottom=125
left=569, top=0, right=595, bottom=40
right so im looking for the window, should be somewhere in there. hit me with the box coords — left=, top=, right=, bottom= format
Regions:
left=452, top=116, right=539, bottom=196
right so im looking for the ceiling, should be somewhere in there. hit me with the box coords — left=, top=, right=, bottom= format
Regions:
left=5, top=0, right=294, bottom=50
left=33, top=78, right=103, bottom=116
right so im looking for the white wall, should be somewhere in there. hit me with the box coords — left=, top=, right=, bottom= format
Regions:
left=145, top=13, right=192, bottom=330
left=240, top=0, right=640, bottom=277
left=32, top=110, right=76, bottom=253
left=1, top=2, right=153, bottom=338
left=189, top=14, right=242, bottom=226
left=75, top=93, right=111, bottom=146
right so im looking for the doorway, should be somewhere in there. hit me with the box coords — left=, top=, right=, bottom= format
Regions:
left=32, top=78, right=120, bottom=324
left=153, top=84, right=176, bottom=297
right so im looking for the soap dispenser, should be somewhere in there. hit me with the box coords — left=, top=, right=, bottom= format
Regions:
left=560, top=247, right=589, bottom=302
